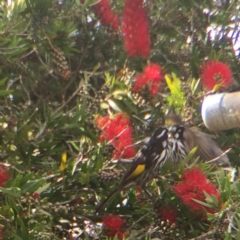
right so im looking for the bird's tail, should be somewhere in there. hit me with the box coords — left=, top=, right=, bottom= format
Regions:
left=95, top=188, right=120, bottom=214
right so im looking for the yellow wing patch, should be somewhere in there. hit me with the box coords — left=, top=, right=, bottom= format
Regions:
left=128, top=164, right=145, bottom=179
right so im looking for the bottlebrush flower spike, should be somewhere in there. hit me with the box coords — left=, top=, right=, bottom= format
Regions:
left=93, top=0, right=119, bottom=29
left=102, top=215, right=125, bottom=229
left=96, top=113, right=136, bottom=158
left=201, top=60, right=232, bottom=91
left=132, top=63, right=163, bottom=96
left=149, top=81, right=161, bottom=96
left=0, top=165, right=10, bottom=187
left=122, top=0, right=150, bottom=57
left=144, top=63, right=163, bottom=82
left=102, top=215, right=126, bottom=240
left=158, top=207, right=177, bottom=223
left=173, top=167, right=220, bottom=214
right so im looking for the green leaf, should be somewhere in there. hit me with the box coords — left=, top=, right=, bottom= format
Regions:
left=191, top=198, right=212, bottom=208
left=165, top=73, right=185, bottom=107
left=18, top=216, right=29, bottom=239
left=178, top=147, right=198, bottom=170
left=20, top=179, right=45, bottom=194
left=82, top=0, right=100, bottom=8
left=35, top=182, right=51, bottom=194
left=224, top=232, right=232, bottom=240
left=165, top=73, right=183, bottom=97
left=10, top=234, right=24, bottom=240
left=107, top=99, right=122, bottom=112
left=0, top=78, right=8, bottom=87
left=37, top=208, right=52, bottom=216
left=100, top=102, right=109, bottom=109
left=191, top=78, right=201, bottom=95
left=19, top=172, right=35, bottom=186
left=0, top=90, right=13, bottom=96
left=237, top=232, right=240, bottom=240
left=0, top=187, right=21, bottom=197
left=112, top=90, right=129, bottom=99
left=69, top=141, right=80, bottom=151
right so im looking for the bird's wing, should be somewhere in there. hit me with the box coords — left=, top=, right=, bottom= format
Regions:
left=121, top=127, right=169, bottom=182
left=185, top=128, right=229, bottom=165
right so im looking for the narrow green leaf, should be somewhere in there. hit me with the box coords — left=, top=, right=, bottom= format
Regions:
left=20, top=179, right=45, bottom=194
left=0, top=90, right=14, bottom=96
left=112, top=90, right=129, bottom=98
left=19, top=172, right=35, bottom=186
left=10, top=234, right=24, bottom=240
left=69, top=141, right=80, bottom=151
left=178, top=147, right=198, bottom=169
left=18, top=216, right=29, bottom=239
left=37, top=209, right=52, bottom=216
left=0, top=78, right=8, bottom=87
left=192, top=198, right=212, bottom=208
left=82, top=0, right=100, bottom=8
left=0, top=187, right=21, bottom=197
left=107, top=99, right=122, bottom=112
left=35, top=182, right=51, bottom=194
left=191, top=78, right=201, bottom=95
left=100, top=102, right=109, bottom=109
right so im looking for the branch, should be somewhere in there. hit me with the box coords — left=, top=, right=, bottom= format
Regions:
left=188, top=229, right=217, bottom=240
left=205, top=148, right=231, bottom=164
left=111, top=158, right=135, bottom=164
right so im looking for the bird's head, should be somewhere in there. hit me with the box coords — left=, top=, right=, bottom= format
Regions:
left=165, top=111, right=184, bottom=126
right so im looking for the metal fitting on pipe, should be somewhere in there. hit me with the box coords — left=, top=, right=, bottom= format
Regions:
left=201, top=92, right=240, bottom=131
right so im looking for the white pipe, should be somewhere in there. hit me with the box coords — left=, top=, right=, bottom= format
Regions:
left=201, top=92, right=240, bottom=131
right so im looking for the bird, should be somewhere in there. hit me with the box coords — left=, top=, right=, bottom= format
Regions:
left=167, top=124, right=187, bottom=164
left=95, top=127, right=170, bottom=214
left=165, top=112, right=230, bottom=166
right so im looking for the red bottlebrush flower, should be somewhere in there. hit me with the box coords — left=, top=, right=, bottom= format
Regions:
left=158, top=207, right=177, bottom=223
left=132, top=63, right=163, bottom=96
left=96, top=113, right=136, bottom=158
left=93, top=0, right=119, bottom=29
left=144, top=63, right=163, bottom=82
left=32, top=192, right=40, bottom=199
left=173, top=167, right=220, bottom=214
left=201, top=60, right=232, bottom=91
left=102, top=215, right=126, bottom=239
left=131, top=74, right=148, bottom=92
left=149, top=80, right=161, bottom=96
left=102, top=215, right=125, bottom=229
left=181, top=167, right=209, bottom=184
left=0, top=165, right=10, bottom=187
left=122, top=0, right=150, bottom=57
